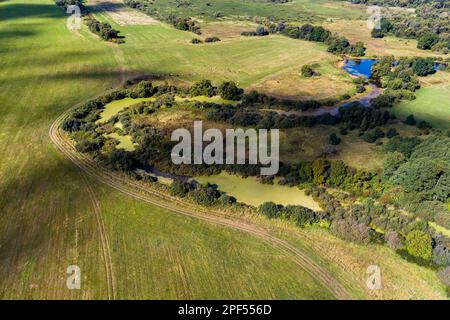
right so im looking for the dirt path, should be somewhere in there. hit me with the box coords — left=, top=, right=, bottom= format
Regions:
left=49, top=102, right=351, bottom=300
left=82, top=176, right=116, bottom=299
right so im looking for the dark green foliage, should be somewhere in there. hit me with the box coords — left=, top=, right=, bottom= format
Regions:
left=386, top=128, right=399, bottom=138
left=328, top=133, right=341, bottom=146
left=191, top=38, right=202, bottom=44
left=105, top=149, right=135, bottom=171
left=417, top=33, right=439, bottom=50
left=170, top=180, right=194, bottom=197
left=85, top=18, right=122, bottom=42
left=382, top=151, right=406, bottom=179
left=301, top=64, right=315, bottom=77
left=283, top=205, right=318, bottom=227
left=384, top=136, right=421, bottom=157
left=241, top=26, right=269, bottom=37
left=371, top=94, right=396, bottom=109
left=328, top=160, right=347, bottom=187
left=204, top=37, right=221, bottom=43
left=218, top=194, right=237, bottom=206
left=218, top=81, right=244, bottom=100
left=259, top=202, right=283, bottom=219
left=191, top=185, right=221, bottom=206
left=361, top=129, right=380, bottom=143
left=129, top=81, right=155, bottom=98
left=190, top=80, right=215, bottom=97
left=312, top=159, right=328, bottom=185
left=371, top=28, right=384, bottom=38
left=412, top=58, right=436, bottom=76
left=75, top=138, right=104, bottom=153
left=417, top=120, right=432, bottom=130
left=404, top=114, right=416, bottom=126
left=387, top=135, right=450, bottom=202
left=259, top=202, right=320, bottom=227
left=282, top=23, right=365, bottom=56
left=167, top=14, right=201, bottom=34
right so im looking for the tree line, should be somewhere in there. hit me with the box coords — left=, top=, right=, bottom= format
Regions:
left=55, top=0, right=123, bottom=43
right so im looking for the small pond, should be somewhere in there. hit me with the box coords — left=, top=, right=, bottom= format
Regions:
left=342, top=59, right=377, bottom=78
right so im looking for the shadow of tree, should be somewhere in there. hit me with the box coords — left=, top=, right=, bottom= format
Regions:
left=0, top=3, right=63, bottom=21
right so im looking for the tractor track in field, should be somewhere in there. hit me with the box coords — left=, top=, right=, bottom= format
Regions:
left=83, top=176, right=116, bottom=300
left=49, top=102, right=351, bottom=300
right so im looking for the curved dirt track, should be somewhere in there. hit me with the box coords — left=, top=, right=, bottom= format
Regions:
left=49, top=103, right=351, bottom=300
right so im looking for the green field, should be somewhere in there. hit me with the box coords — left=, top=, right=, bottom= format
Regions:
left=135, top=0, right=367, bottom=22
left=394, top=74, right=450, bottom=130
left=89, top=10, right=348, bottom=94
left=0, top=0, right=447, bottom=300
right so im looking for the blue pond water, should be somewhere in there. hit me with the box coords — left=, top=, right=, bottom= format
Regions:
left=342, top=59, right=377, bottom=78
left=434, top=62, right=447, bottom=72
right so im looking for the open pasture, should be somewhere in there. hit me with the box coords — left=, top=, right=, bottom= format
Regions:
left=137, top=0, right=366, bottom=22
left=394, top=72, right=450, bottom=130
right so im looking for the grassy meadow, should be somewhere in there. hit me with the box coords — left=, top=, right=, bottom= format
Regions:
left=90, top=6, right=356, bottom=101
left=0, top=0, right=447, bottom=300
left=393, top=72, right=450, bottom=130
left=139, top=0, right=366, bottom=22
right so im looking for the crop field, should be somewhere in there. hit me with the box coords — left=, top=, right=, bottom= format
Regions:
left=0, top=0, right=448, bottom=301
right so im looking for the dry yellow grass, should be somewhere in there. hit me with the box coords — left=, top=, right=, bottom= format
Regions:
left=248, top=58, right=355, bottom=101
left=323, top=20, right=446, bottom=58
left=280, top=126, right=384, bottom=170
left=200, top=21, right=260, bottom=40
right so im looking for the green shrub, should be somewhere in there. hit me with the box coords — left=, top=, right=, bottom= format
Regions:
left=405, top=230, right=433, bottom=261
left=301, top=65, right=315, bottom=77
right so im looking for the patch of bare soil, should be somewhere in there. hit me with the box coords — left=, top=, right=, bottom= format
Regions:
left=200, top=21, right=259, bottom=40
left=88, top=0, right=160, bottom=26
